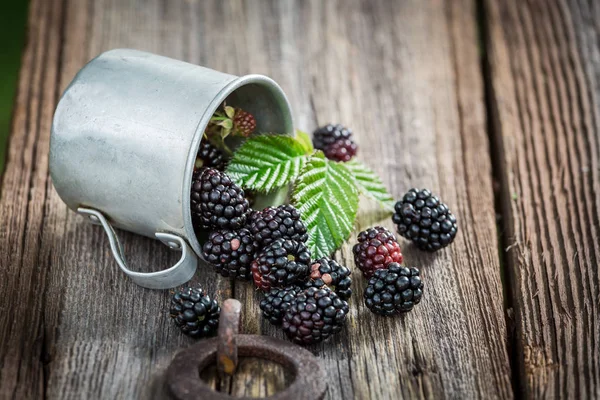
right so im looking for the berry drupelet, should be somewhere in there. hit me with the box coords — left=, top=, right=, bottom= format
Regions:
left=194, top=141, right=226, bottom=171
left=259, top=285, right=303, bottom=326
left=251, top=238, right=311, bottom=292
left=364, top=263, right=423, bottom=316
left=312, top=124, right=358, bottom=162
left=353, top=226, right=403, bottom=278
left=247, top=204, right=308, bottom=247
left=392, top=188, right=458, bottom=252
left=190, top=168, right=250, bottom=231
left=282, top=286, right=349, bottom=345
left=202, top=228, right=258, bottom=280
left=169, top=287, right=220, bottom=338
left=304, top=257, right=352, bottom=301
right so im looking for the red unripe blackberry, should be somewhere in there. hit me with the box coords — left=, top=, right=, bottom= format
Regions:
left=233, top=108, right=256, bottom=137
left=259, top=285, right=302, bottom=326
left=323, top=138, right=358, bottom=162
left=364, top=263, right=423, bottom=315
left=169, top=287, right=220, bottom=338
left=304, top=257, right=352, bottom=300
left=247, top=204, right=308, bottom=247
left=194, top=141, right=225, bottom=171
left=353, top=226, right=403, bottom=278
left=312, top=124, right=358, bottom=162
left=251, top=239, right=311, bottom=292
left=202, top=228, right=258, bottom=280
left=392, top=188, right=458, bottom=251
left=282, top=286, right=349, bottom=345
left=190, top=168, right=250, bottom=231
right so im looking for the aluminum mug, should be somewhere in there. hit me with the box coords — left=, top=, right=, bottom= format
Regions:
left=50, top=49, right=294, bottom=289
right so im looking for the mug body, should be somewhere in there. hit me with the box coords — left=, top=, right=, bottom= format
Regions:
left=50, top=48, right=294, bottom=258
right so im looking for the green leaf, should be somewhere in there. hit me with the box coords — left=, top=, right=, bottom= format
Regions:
left=345, top=159, right=395, bottom=211
left=292, top=153, right=359, bottom=258
left=295, top=130, right=314, bottom=154
left=226, top=134, right=310, bottom=192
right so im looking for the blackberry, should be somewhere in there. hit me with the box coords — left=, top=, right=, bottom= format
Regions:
left=233, top=108, right=256, bottom=137
left=392, top=188, right=458, bottom=251
left=194, top=141, right=225, bottom=171
left=190, top=168, right=250, bottom=231
left=364, top=263, right=423, bottom=315
left=312, top=124, right=358, bottom=162
left=304, top=257, right=352, bottom=300
left=259, top=285, right=302, bottom=326
left=323, top=138, right=358, bottom=162
left=313, top=124, right=352, bottom=148
left=282, top=286, right=349, bottom=345
left=169, top=287, right=220, bottom=338
left=202, top=228, right=258, bottom=280
left=247, top=204, right=308, bottom=247
left=251, top=239, right=311, bottom=292
left=353, top=226, right=403, bottom=278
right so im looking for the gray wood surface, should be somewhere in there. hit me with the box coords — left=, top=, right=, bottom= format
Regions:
left=484, top=0, right=600, bottom=398
left=0, top=0, right=598, bottom=399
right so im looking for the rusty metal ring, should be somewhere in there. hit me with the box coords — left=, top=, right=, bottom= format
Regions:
left=167, top=299, right=327, bottom=400
left=167, top=335, right=327, bottom=400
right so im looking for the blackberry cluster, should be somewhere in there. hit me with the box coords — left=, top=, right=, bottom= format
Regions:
left=364, top=263, right=423, bottom=316
left=259, top=285, right=302, bottom=325
left=312, top=124, right=358, bottom=162
left=392, top=189, right=458, bottom=251
left=282, top=286, right=349, bottom=345
left=251, top=239, right=311, bottom=292
left=169, top=287, right=220, bottom=338
left=247, top=205, right=308, bottom=247
left=353, top=226, right=403, bottom=278
left=202, top=228, right=258, bottom=280
left=195, top=141, right=225, bottom=171
left=191, top=168, right=250, bottom=230
left=304, top=257, right=352, bottom=300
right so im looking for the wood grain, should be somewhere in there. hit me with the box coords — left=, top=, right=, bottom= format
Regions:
left=0, top=0, right=514, bottom=399
left=484, top=0, right=600, bottom=398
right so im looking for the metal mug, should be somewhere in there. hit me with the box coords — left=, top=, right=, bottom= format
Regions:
left=50, top=49, right=294, bottom=289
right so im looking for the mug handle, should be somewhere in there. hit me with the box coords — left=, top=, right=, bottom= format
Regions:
left=78, top=207, right=198, bottom=289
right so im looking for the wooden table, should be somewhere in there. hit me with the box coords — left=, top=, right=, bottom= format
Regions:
left=1, top=0, right=598, bottom=399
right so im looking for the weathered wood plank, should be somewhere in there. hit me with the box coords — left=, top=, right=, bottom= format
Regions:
left=0, top=0, right=513, bottom=399
left=232, top=0, right=513, bottom=398
left=484, top=0, right=600, bottom=398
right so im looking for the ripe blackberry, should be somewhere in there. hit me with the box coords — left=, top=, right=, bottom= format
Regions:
left=247, top=204, right=308, bottom=247
left=233, top=108, right=256, bottom=137
left=282, top=286, right=349, bottom=345
left=353, top=226, right=403, bottom=278
left=392, top=188, right=458, bottom=251
left=364, top=263, right=423, bottom=316
left=312, top=124, right=358, bottom=162
left=251, top=239, right=311, bottom=292
left=304, top=257, right=352, bottom=300
left=190, top=168, right=250, bottom=231
left=169, top=287, right=220, bottom=338
left=194, top=141, right=225, bottom=171
left=202, top=228, right=258, bottom=280
left=313, top=124, right=352, bottom=148
left=259, top=285, right=302, bottom=326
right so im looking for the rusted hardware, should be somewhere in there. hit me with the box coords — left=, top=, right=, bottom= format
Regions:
left=217, top=299, right=241, bottom=376
left=166, top=299, right=327, bottom=400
